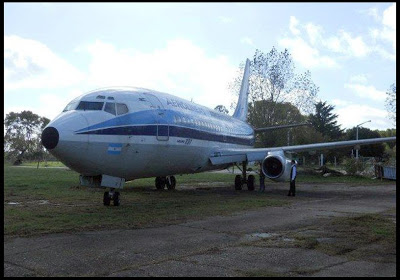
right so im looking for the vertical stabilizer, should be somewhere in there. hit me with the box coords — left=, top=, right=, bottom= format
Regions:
left=232, top=58, right=250, bottom=122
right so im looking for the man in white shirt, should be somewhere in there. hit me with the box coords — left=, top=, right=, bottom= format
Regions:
left=288, top=160, right=297, bottom=196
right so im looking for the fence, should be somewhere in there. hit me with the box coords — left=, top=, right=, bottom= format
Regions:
left=375, top=165, right=396, bottom=180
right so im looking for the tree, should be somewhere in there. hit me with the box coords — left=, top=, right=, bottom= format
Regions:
left=343, top=127, right=385, bottom=158
left=385, top=83, right=396, bottom=125
left=250, top=100, right=311, bottom=148
left=377, top=128, right=396, bottom=149
left=214, top=105, right=229, bottom=114
left=4, top=111, right=50, bottom=165
left=230, top=47, right=319, bottom=128
left=308, top=101, right=344, bottom=140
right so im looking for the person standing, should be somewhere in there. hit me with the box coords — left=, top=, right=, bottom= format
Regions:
left=259, top=168, right=265, bottom=192
left=288, top=160, right=297, bottom=196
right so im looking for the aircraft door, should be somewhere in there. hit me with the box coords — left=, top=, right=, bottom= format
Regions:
left=142, top=92, right=169, bottom=141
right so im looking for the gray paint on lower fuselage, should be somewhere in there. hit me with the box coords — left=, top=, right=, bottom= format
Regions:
left=55, top=135, right=245, bottom=180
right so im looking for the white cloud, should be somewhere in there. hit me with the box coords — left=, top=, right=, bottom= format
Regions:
left=319, top=30, right=371, bottom=58
left=336, top=104, right=392, bottom=130
left=338, top=30, right=370, bottom=57
left=344, top=83, right=386, bottom=101
left=360, top=7, right=381, bottom=22
left=4, top=35, right=85, bottom=91
left=305, top=22, right=323, bottom=46
left=366, top=3, right=396, bottom=59
left=81, top=39, right=238, bottom=109
left=280, top=9, right=396, bottom=67
left=279, top=37, right=339, bottom=69
left=381, top=3, right=396, bottom=50
left=382, top=3, right=396, bottom=30
left=289, top=16, right=301, bottom=36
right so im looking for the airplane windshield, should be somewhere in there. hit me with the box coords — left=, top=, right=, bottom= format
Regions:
left=62, top=100, right=79, bottom=112
left=76, top=101, right=104, bottom=111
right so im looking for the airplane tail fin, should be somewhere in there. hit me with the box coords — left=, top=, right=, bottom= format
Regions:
left=232, top=58, right=251, bottom=122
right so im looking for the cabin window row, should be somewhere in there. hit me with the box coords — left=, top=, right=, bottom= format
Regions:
left=173, top=116, right=238, bottom=134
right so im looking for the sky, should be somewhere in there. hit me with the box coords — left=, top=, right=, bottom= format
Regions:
left=4, top=2, right=396, bottom=130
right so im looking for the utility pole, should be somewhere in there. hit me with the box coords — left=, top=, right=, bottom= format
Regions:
left=355, top=120, right=371, bottom=159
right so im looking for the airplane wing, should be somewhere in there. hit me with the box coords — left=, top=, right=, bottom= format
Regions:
left=209, top=137, right=396, bottom=165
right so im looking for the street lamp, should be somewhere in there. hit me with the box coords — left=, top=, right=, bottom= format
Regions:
left=355, top=120, right=371, bottom=159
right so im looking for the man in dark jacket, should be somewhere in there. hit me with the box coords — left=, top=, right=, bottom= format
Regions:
left=288, top=160, right=297, bottom=196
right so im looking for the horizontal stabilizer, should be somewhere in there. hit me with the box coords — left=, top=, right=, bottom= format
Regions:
left=255, top=122, right=311, bottom=133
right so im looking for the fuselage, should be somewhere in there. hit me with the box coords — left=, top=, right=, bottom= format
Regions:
left=42, top=87, right=255, bottom=181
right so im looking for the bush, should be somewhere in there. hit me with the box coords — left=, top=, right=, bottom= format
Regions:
left=343, top=158, right=364, bottom=175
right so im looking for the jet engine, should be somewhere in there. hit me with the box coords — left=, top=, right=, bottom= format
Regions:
left=261, top=151, right=293, bottom=182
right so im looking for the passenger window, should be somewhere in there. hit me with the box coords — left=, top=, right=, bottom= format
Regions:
left=104, top=102, right=116, bottom=115
left=116, top=103, right=129, bottom=115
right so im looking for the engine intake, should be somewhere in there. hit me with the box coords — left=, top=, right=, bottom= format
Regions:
left=261, top=152, right=292, bottom=182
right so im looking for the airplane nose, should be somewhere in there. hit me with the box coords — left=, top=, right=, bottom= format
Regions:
left=41, top=127, right=59, bottom=150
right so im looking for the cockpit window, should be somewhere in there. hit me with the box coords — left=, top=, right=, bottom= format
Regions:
left=116, top=103, right=129, bottom=115
left=76, top=101, right=104, bottom=111
left=63, top=100, right=79, bottom=112
left=104, top=102, right=116, bottom=115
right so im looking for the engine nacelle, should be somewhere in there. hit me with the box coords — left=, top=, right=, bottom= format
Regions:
left=261, top=151, right=292, bottom=182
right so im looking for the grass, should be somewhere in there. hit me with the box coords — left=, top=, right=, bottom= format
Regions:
left=4, top=163, right=393, bottom=238
left=4, top=165, right=288, bottom=237
left=11, top=160, right=67, bottom=168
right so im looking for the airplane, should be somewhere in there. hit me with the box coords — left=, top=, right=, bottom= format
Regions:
left=41, top=59, right=396, bottom=206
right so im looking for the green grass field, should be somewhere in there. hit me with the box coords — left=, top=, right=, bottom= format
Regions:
left=4, top=165, right=285, bottom=237
left=4, top=164, right=393, bottom=238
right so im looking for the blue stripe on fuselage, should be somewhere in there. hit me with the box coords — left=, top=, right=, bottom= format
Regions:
left=74, top=109, right=255, bottom=146
left=76, top=125, right=255, bottom=146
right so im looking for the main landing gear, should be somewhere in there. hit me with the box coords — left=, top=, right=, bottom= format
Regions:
left=155, top=176, right=176, bottom=190
left=234, top=161, right=255, bottom=191
left=103, top=188, right=120, bottom=206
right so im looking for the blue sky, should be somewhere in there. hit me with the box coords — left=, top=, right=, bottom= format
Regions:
left=4, top=2, right=396, bottom=130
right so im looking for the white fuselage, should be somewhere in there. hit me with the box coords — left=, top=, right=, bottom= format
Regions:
left=44, top=87, right=255, bottom=181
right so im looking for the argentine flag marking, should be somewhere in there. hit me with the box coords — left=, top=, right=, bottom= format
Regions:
left=108, top=143, right=123, bottom=155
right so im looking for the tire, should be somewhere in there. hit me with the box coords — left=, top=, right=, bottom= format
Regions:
left=234, top=175, right=242, bottom=190
left=247, top=175, right=255, bottom=191
left=113, top=192, right=120, bottom=206
left=103, top=191, right=110, bottom=206
left=166, top=176, right=176, bottom=190
left=155, top=177, right=165, bottom=190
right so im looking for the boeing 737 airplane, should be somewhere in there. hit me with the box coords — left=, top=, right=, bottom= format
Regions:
left=41, top=59, right=396, bottom=206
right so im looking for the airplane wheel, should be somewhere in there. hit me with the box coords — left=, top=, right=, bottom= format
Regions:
left=113, top=192, right=120, bottom=206
left=247, top=175, right=255, bottom=191
left=155, top=177, right=166, bottom=190
left=166, top=176, right=176, bottom=190
left=234, top=175, right=242, bottom=190
left=103, top=191, right=111, bottom=206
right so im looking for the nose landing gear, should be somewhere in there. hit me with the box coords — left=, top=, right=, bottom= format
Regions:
left=103, top=188, right=120, bottom=206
